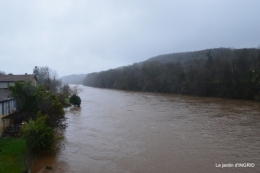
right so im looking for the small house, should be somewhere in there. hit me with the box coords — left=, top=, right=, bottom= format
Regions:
left=0, top=89, right=16, bottom=135
left=0, top=74, right=37, bottom=136
left=0, top=74, right=37, bottom=89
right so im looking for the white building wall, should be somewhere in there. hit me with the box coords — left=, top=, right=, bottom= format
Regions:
left=0, top=100, right=16, bottom=136
left=8, top=82, right=15, bottom=87
left=0, top=102, right=4, bottom=134
left=4, top=102, right=7, bottom=115
left=0, top=82, right=8, bottom=89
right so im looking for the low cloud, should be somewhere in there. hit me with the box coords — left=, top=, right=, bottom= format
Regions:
left=1, top=0, right=260, bottom=76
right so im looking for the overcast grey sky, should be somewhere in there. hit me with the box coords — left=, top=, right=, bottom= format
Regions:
left=1, top=0, right=260, bottom=77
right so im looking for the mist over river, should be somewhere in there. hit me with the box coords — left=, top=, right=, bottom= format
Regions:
left=33, top=85, right=260, bottom=173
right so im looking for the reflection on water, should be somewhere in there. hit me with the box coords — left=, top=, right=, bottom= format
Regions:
left=69, top=106, right=81, bottom=115
left=32, top=86, right=260, bottom=173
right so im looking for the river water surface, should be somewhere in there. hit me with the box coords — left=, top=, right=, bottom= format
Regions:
left=33, top=86, right=260, bottom=173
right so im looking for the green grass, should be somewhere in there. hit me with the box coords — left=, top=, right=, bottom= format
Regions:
left=0, top=138, right=28, bottom=173
left=65, top=98, right=70, bottom=104
left=63, top=98, right=71, bottom=108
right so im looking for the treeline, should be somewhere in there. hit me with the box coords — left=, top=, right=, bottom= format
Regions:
left=84, top=48, right=260, bottom=100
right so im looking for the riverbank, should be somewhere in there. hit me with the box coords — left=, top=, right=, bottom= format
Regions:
left=0, top=137, right=27, bottom=172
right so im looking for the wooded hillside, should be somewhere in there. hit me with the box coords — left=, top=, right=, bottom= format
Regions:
left=84, top=48, right=260, bottom=101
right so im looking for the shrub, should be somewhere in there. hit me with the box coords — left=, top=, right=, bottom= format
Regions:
left=69, top=94, right=81, bottom=106
left=23, top=114, right=55, bottom=155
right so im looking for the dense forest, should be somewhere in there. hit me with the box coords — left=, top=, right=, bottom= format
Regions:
left=84, top=48, right=260, bottom=101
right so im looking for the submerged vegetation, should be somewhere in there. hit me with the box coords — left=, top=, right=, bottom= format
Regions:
left=70, top=94, right=81, bottom=107
left=69, top=84, right=83, bottom=107
left=84, top=48, right=260, bottom=101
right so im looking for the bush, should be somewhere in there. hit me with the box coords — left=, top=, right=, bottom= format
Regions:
left=37, top=93, right=66, bottom=129
left=69, top=94, right=81, bottom=106
left=23, top=114, right=55, bottom=155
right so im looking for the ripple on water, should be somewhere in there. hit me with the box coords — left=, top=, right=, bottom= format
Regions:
left=33, top=86, right=260, bottom=173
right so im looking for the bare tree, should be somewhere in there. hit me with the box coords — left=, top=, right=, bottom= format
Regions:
left=61, top=83, right=72, bottom=98
left=49, top=70, right=62, bottom=93
left=0, top=70, right=6, bottom=75
left=71, top=84, right=83, bottom=95
left=33, top=66, right=62, bottom=93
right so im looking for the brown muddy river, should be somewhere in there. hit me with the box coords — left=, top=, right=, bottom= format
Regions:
left=33, top=85, right=260, bottom=173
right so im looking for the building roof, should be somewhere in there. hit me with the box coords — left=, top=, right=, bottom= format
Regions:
left=0, top=74, right=37, bottom=82
left=0, top=89, right=14, bottom=102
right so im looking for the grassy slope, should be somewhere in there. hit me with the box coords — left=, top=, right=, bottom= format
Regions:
left=63, top=98, right=71, bottom=108
left=0, top=138, right=27, bottom=173
left=65, top=98, right=70, bottom=104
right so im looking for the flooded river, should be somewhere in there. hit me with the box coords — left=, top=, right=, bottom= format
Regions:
left=33, top=86, right=260, bottom=173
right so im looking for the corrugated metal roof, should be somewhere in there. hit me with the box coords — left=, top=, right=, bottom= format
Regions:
left=0, top=74, right=37, bottom=82
left=0, top=89, right=14, bottom=102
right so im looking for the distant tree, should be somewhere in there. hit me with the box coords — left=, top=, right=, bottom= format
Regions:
left=0, top=70, right=6, bottom=75
left=33, top=66, right=40, bottom=79
left=33, top=66, right=62, bottom=93
left=60, top=83, right=72, bottom=98
left=84, top=73, right=98, bottom=86
left=69, top=94, right=81, bottom=107
left=206, top=50, right=213, bottom=68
